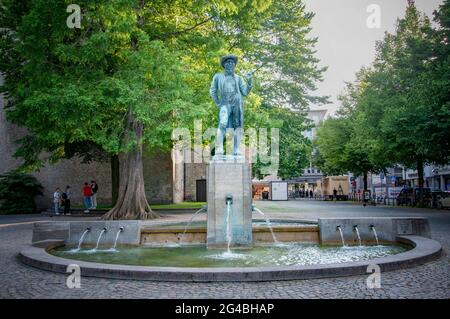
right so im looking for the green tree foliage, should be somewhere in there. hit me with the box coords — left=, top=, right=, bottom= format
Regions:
left=366, top=1, right=450, bottom=201
left=314, top=117, right=351, bottom=176
left=314, top=0, right=450, bottom=201
left=0, top=172, right=43, bottom=214
left=0, top=0, right=325, bottom=218
left=252, top=107, right=312, bottom=179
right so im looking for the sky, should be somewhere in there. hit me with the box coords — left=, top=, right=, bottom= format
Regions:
left=303, top=0, right=444, bottom=116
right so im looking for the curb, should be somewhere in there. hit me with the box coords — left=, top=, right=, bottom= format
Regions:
left=18, top=235, right=442, bottom=282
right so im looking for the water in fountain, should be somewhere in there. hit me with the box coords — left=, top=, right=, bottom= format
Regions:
left=354, top=226, right=362, bottom=246
left=54, top=244, right=409, bottom=267
left=253, top=206, right=279, bottom=244
left=336, top=226, right=346, bottom=247
left=70, top=228, right=90, bottom=252
left=180, top=207, right=207, bottom=244
left=370, top=225, right=380, bottom=246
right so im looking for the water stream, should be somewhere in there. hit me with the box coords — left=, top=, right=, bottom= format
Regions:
left=354, top=226, right=362, bottom=246
left=253, top=207, right=279, bottom=244
left=225, top=200, right=232, bottom=254
left=72, top=228, right=90, bottom=252
left=111, top=227, right=123, bottom=250
left=92, top=228, right=107, bottom=251
left=371, top=226, right=380, bottom=246
left=336, top=226, right=346, bottom=247
left=180, top=207, right=207, bottom=244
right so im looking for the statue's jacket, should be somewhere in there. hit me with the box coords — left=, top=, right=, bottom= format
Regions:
left=210, top=72, right=252, bottom=129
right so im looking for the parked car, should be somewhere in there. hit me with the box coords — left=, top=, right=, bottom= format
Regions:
left=437, top=191, right=450, bottom=209
left=396, top=187, right=431, bottom=206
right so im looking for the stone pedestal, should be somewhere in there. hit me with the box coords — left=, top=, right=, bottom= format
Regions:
left=206, top=156, right=252, bottom=249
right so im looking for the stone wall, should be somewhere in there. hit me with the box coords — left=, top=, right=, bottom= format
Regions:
left=143, top=151, right=173, bottom=204
left=318, top=217, right=431, bottom=245
left=184, top=162, right=207, bottom=201
left=0, top=86, right=112, bottom=209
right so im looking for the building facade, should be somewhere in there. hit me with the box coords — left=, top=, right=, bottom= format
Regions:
left=294, top=109, right=328, bottom=193
left=408, top=165, right=450, bottom=191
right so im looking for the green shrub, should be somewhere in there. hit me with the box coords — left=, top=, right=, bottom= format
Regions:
left=0, top=172, right=43, bottom=214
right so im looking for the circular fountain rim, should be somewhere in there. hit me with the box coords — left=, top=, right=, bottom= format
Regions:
left=19, top=235, right=442, bottom=282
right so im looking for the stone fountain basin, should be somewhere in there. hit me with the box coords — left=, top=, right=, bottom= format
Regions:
left=19, top=236, right=442, bottom=282
left=19, top=218, right=442, bottom=282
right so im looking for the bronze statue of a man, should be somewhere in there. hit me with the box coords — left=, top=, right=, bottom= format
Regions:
left=210, top=54, right=253, bottom=156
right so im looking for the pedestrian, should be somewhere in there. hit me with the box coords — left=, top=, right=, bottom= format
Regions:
left=62, top=185, right=72, bottom=215
left=90, top=180, right=98, bottom=209
left=83, top=182, right=93, bottom=213
left=53, top=188, right=61, bottom=215
left=333, top=188, right=338, bottom=201
left=310, top=189, right=313, bottom=198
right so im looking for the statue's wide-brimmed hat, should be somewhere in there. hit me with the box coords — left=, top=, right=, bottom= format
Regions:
left=220, top=54, right=238, bottom=68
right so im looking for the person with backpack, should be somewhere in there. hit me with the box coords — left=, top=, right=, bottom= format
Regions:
left=83, top=182, right=93, bottom=213
left=62, top=185, right=72, bottom=215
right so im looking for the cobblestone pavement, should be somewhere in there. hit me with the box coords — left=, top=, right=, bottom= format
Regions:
left=0, top=201, right=449, bottom=299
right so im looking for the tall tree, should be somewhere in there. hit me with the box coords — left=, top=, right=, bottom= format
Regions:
left=0, top=0, right=214, bottom=219
left=366, top=1, right=449, bottom=203
left=0, top=0, right=325, bottom=218
left=315, top=1, right=450, bottom=204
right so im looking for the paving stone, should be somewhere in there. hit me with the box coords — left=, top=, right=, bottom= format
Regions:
left=0, top=201, right=449, bottom=298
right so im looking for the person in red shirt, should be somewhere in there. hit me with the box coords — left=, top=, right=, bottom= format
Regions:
left=83, top=182, right=93, bottom=213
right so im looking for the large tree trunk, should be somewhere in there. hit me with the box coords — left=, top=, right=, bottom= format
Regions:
left=102, top=110, right=159, bottom=220
left=363, top=172, right=368, bottom=191
left=103, top=0, right=158, bottom=220
left=111, top=154, right=119, bottom=206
